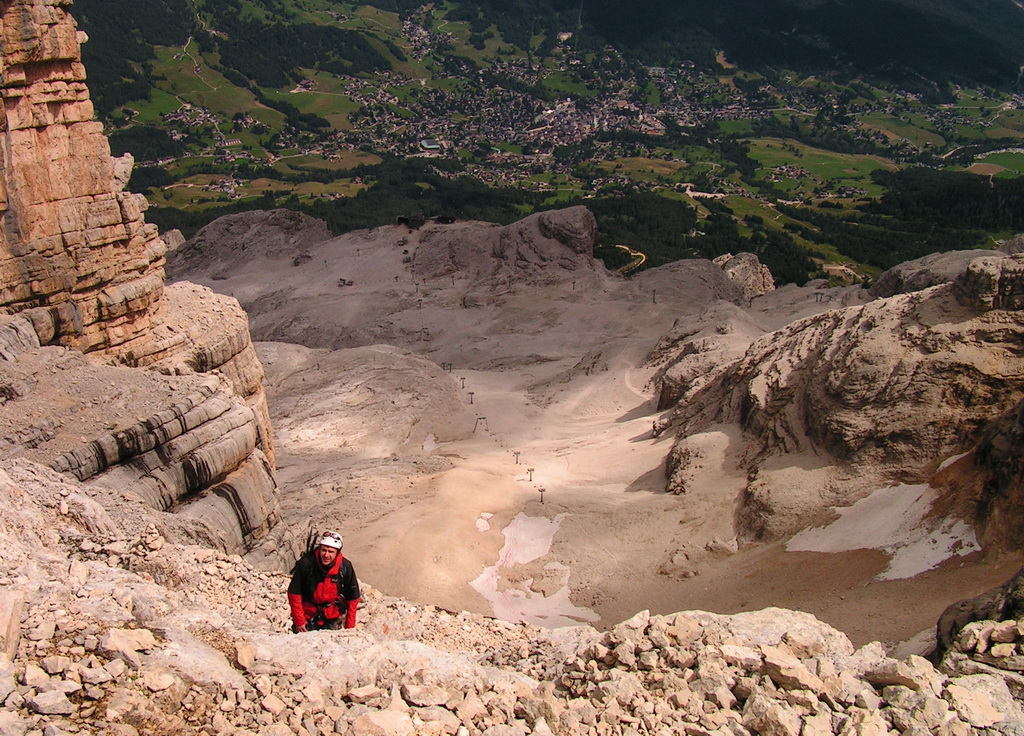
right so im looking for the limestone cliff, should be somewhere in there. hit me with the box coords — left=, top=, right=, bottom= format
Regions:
left=0, top=0, right=162, bottom=359
left=662, top=254, right=1024, bottom=541
left=0, top=0, right=277, bottom=558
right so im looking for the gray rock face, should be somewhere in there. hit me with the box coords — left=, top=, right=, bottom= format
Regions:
left=955, top=253, right=1024, bottom=310
left=974, top=401, right=1024, bottom=544
left=537, top=206, right=597, bottom=255
left=869, top=249, right=994, bottom=298
left=51, top=381, right=278, bottom=554
left=161, top=229, right=186, bottom=252
left=0, top=288, right=278, bottom=558
left=681, top=283, right=1024, bottom=464
left=414, top=205, right=600, bottom=286
left=166, top=209, right=333, bottom=278
left=1000, top=234, right=1024, bottom=255
left=713, top=252, right=775, bottom=301
left=926, top=393, right=1024, bottom=559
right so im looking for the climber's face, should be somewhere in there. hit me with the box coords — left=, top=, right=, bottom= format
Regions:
left=317, top=545, right=339, bottom=566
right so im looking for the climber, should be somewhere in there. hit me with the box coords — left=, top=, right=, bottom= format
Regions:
left=287, top=530, right=360, bottom=632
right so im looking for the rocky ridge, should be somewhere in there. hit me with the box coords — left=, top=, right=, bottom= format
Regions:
left=0, top=0, right=279, bottom=559
left=2, top=461, right=1023, bottom=736
left=868, top=250, right=994, bottom=299
left=166, top=211, right=332, bottom=278
left=657, top=254, right=1024, bottom=541
left=409, top=207, right=600, bottom=287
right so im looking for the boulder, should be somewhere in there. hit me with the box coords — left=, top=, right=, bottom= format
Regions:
left=714, top=252, right=776, bottom=301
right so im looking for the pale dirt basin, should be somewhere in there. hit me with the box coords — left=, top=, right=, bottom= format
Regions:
left=265, top=344, right=1024, bottom=648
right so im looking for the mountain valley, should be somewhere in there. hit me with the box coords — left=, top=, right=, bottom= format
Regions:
left=3, top=2, right=1024, bottom=736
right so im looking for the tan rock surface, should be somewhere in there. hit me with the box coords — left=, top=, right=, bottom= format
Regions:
left=4, top=461, right=1019, bottom=736
left=713, top=251, right=776, bottom=301
left=0, top=0, right=277, bottom=555
left=174, top=203, right=1024, bottom=647
left=0, top=0, right=166, bottom=360
left=666, top=277, right=1024, bottom=540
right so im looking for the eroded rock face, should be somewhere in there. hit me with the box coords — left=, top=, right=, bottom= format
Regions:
left=0, top=0, right=277, bottom=557
left=0, top=0, right=166, bottom=361
left=929, top=394, right=1024, bottom=553
left=869, top=249, right=994, bottom=298
left=663, top=269, right=1024, bottom=540
left=954, top=253, right=1024, bottom=310
left=713, top=252, right=775, bottom=301
left=536, top=206, right=597, bottom=255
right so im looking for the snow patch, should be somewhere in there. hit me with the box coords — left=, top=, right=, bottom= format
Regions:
left=471, top=512, right=599, bottom=627
left=786, top=484, right=979, bottom=580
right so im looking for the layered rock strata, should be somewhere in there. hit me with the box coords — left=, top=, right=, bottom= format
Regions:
left=51, top=380, right=278, bottom=554
left=0, top=0, right=164, bottom=360
left=664, top=255, right=1024, bottom=539
left=0, top=0, right=276, bottom=556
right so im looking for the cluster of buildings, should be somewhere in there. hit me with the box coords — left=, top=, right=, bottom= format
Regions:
left=136, top=17, right=1024, bottom=202
left=163, top=103, right=221, bottom=139
left=402, top=20, right=456, bottom=61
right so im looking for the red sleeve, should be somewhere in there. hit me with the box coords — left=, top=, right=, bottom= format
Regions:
left=289, top=592, right=307, bottom=628
left=345, top=598, right=359, bottom=629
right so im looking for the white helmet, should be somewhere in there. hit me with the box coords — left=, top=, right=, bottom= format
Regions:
left=319, top=531, right=343, bottom=549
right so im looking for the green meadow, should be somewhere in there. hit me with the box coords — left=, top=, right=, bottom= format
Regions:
left=747, top=138, right=897, bottom=198
left=977, top=151, right=1024, bottom=175
left=858, top=113, right=946, bottom=148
